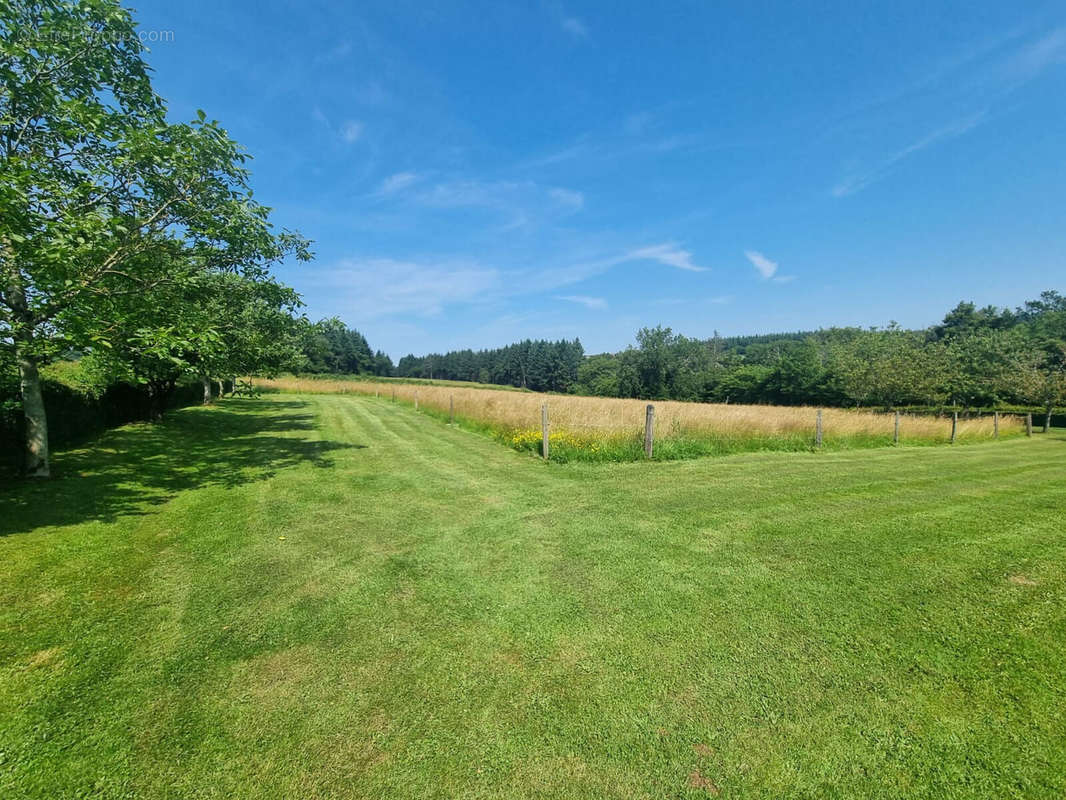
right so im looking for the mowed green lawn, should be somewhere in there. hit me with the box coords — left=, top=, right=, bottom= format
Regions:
left=2, top=395, right=1065, bottom=799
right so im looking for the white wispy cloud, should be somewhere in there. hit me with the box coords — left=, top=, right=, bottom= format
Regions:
left=379, top=171, right=419, bottom=194
left=417, top=180, right=581, bottom=211
left=314, top=237, right=710, bottom=325
left=744, top=249, right=778, bottom=279
left=517, top=132, right=695, bottom=172
left=561, top=17, right=587, bottom=38
left=557, top=294, right=607, bottom=310
left=653, top=294, right=732, bottom=306
left=831, top=111, right=987, bottom=197
left=533, top=241, right=712, bottom=289
left=829, top=28, right=1066, bottom=199
left=340, top=120, right=364, bottom=143
left=548, top=187, right=585, bottom=210
left=418, top=180, right=519, bottom=208
left=1008, top=26, right=1066, bottom=80
left=396, top=178, right=585, bottom=232
left=626, top=243, right=708, bottom=272
left=318, top=258, right=499, bottom=318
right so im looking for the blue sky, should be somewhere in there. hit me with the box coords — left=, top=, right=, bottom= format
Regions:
left=133, top=1, right=1066, bottom=359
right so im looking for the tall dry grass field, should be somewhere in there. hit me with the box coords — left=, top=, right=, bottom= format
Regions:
left=255, top=376, right=1023, bottom=460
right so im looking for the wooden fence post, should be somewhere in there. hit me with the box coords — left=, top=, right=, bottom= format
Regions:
left=414, top=391, right=419, bottom=412
left=815, top=409, right=823, bottom=448
left=450, top=395, right=454, bottom=425
left=644, top=404, right=655, bottom=458
left=894, top=410, right=901, bottom=445
left=951, top=411, right=958, bottom=444
left=391, top=387, right=395, bottom=403
left=541, top=403, right=549, bottom=460
left=993, top=410, right=999, bottom=439
left=1026, top=413, right=1033, bottom=437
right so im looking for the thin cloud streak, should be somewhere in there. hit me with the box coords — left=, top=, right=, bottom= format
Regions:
left=832, top=111, right=987, bottom=197
left=626, top=243, right=708, bottom=272
left=830, top=27, right=1066, bottom=198
left=744, top=249, right=778, bottom=279
left=318, top=257, right=500, bottom=318
left=533, top=241, right=711, bottom=290
left=413, top=179, right=582, bottom=214
left=548, top=187, right=585, bottom=210
left=558, top=294, right=607, bottom=310
left=1008, top=26, right=1066, bottom=81
left=378, top=171, right=419, bottom=194
left=516, top=133, right=698, bottom=172
left=653, top=294, right=732, bottom=306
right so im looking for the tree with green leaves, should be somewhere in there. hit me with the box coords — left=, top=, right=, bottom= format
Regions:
left=1015, top=294, right=1066, bottom=430
left=1015, top=345, right=1066, bottom=432
left=576, top=352, right=619, bottom=397
left=88, top=267, right=305, bottom=411
left=0, top=0, right=309, bottom=476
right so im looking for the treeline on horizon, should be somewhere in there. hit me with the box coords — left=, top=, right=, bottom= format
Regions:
left=330, top=291, right=1066, bottom=414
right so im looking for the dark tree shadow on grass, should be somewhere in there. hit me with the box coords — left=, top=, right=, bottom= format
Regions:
left=0, top=399, right=362, bottom=536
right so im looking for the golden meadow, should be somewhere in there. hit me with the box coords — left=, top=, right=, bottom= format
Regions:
left=254, top=376, right=1024, bottom=462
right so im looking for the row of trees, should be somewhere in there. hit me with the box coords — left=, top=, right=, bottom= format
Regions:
left=1, top=0, right=312, bottom=476
left=570, top=293, right=1066, bottom=418
left=388, top=292, right=1065, bottom=424
left=395, top=338, right=584, bottom=393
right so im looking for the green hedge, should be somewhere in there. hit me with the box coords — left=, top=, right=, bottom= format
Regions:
left=1, top=368, right=204, bottom=475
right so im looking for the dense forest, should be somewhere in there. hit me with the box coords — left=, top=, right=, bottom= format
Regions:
left=300, top=317, right=394, bottom=376
left=298, top=324, right=585, bottom=394
left=395, top=339, right=585, bottom=393
left=389, top=291, right=1066, bottom=416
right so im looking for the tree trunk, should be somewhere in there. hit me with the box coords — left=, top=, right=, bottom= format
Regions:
left=216, top=379, right=224, bottom=398
left=146, top=382, right=160, bottom=421
left=1045, top=404, right=1053, bottom=434
left=202, top=375, right=212, bottom=405
left=16, top=347, right=49, bottom=478
left=147, top=380, right=171, bottom=421
left=6, top=263, right=49, bottom=477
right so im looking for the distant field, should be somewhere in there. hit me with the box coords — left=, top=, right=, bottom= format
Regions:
left=2, top=394, right=1064, bottom=799
left=255, top=376, right=1023, bottom=461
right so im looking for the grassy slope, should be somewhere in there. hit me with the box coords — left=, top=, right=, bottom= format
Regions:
left=1, top=395, right=1064, bottom=799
